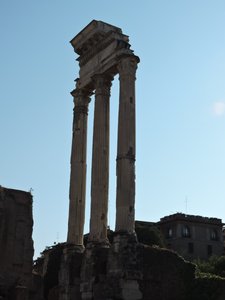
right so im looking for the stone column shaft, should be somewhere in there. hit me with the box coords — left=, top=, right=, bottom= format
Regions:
left=89, top=75, right=112, bottom=243
left=67, top=88, right=91, bottom=245
left=115, top=56, right=139, bottom=233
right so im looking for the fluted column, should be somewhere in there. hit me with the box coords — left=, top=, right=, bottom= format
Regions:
left=67, top=88, right=91, bottom=245
left=89, top=74, right=112, bottom=243
left=115, top=56, right=139, bottom=233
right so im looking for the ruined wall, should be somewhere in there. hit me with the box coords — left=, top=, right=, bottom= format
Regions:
left=33, top=236, right=195, bottom=300
left=34, top=235, right=225, bottom=300
left=0, top=186, right=34, bottom=297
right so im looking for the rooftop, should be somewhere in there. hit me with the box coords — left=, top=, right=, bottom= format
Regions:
left=159, top=213, right=223, bottom=225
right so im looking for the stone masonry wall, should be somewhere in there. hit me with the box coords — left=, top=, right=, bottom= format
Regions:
left=32, top=232, right=225, bottom=300
left=0, top=186, right=34, bottom=298
left=34, top=235, right=199, bottom=300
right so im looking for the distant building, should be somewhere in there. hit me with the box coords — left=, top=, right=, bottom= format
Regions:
left=159, top=213, right=224, bottom=260
left=221, top=228, right=225, bottom=251
left=136, top=213, right=224, bottom=261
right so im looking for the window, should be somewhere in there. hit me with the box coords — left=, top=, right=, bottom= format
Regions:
left=210, top=229, right=218, bottom=241
left=182, top=225, right=191, bottom=238
left=207, top=245, right=213, bottom=256
left=167, top=228, right=173, bottom=238
left=188, top=242, right=194, bottom=254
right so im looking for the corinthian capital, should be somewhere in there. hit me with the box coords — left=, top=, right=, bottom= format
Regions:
left=92, top=74, right=113, bottom=97
left=71, top=87, right=92, bottom=107
left=118, top=56, right=140, bottom=79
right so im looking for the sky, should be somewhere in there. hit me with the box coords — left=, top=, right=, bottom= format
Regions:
left=1, top=1, right=225, bottom=258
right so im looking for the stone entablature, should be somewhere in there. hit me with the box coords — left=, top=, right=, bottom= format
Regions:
left=70, top=20, right=134, bottom=90
left=67, top=20, right=140, bottom=247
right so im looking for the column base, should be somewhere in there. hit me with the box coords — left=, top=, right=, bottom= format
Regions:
left=64, top=243, right=85, bottom=255
left=86, top=239, right=110, bottom=249
left=113, top=230, right=138, bottom=243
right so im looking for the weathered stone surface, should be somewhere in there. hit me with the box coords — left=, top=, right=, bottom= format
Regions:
left=0, top=186, right=34, bottom=298
left=19, top=20, right=225, bottom=300
left=35, top=233, right=225, bottom=300
left=121, top=280, right=142, bottom=300
left=68, top=20, right=139, bottom=246
left=29, top=273, right=44, bottom=300
left=115, top=56, right=139, bottom=234
left=70, top=20, right=133, bottom=90
left=139, top=245, right=195, bottom=300
left=67, top=88, right=91, bottom=246
left=58, top=244, right=82, bottom=300
left=89, top=75, right=112, bottom=243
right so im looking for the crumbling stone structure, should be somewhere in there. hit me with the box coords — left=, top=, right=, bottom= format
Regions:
left=39, top=239, right=197, bottom=300
left=0, top=186, right=34, bottom=299
left=2, top=19, right=225, bottom=300
left=31, top=21, right=225, bottom=300
left=67, top=20, right=139, bottom=247
left=58, top=20, right=142, bottom=300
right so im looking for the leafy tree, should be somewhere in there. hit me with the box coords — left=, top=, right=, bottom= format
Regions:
left=194, top=256, right=225, bottom=278
left=214, top=256, right=225, bottom=277
left=135, top=223, right=165, bottom=247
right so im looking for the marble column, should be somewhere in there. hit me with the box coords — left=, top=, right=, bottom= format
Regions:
left=67, top=88, right=91, bottom=246
left=89, top=74, right=112, bottom=243
left=115, top=56, right=139, bottom=233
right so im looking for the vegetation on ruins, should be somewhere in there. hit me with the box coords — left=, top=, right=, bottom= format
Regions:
left=135, top=223, right=165, bottom=247
left=194, top=255, right=225, bottom=278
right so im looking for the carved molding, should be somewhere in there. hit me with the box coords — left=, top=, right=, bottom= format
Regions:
left=92, top=74, right=113, bottom=97
left=79, top=33, right=115, bottom=67
left=78, top=31, right=131, bottom=67
left=71, top=88, right=92, bottom=108
left=118, top=56, right=139, bottom=79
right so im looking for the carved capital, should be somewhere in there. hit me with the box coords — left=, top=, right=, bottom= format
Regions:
left=118, top=56, right=139, bottom=79
left=71, top=87, right=92, bottom=108
left=92, top=74, right=113, bottom=97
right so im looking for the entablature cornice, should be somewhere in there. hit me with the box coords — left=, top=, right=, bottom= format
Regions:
left=70, top=20, right=122, bottom=55
left=77, top=31, right=130, bottom=67
left=76, top=50, right=139, bottom=90
left=71, top=20, right=139, bottom=91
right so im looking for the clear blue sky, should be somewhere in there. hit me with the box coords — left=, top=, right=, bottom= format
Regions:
left=1, top=1, right=225, bottom=258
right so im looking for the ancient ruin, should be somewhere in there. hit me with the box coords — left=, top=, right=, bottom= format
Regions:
left=39, top=20, right=225, bottom=300
left=2, top=20, right=225, bottom=300
left=67, top=20, right=140, bottom=247
left=0, top=187, right=34, bottom=299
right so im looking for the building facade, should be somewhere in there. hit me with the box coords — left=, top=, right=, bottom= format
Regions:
left=159, top=213, right=224, bottom=260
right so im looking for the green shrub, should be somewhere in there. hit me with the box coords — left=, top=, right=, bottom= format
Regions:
left=194, top=256, right=225, bottom=278
left=135, top=224, right=165, bottom=247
